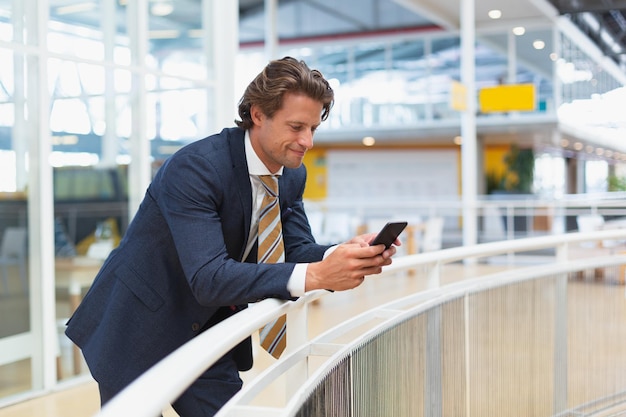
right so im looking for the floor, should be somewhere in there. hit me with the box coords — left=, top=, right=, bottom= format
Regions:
left=0, top=258, right=625, bottom=416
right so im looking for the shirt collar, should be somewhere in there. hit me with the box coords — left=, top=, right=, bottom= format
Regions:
left=244, top=130, right=284, bottom=177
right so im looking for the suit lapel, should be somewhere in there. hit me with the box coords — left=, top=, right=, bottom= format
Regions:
left=227, top=128, right=254, bottom=260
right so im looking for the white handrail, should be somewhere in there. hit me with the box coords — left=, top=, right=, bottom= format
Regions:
left=94, top=228, right=626, bottom=417
left=270, top=255, right=626, bottom=417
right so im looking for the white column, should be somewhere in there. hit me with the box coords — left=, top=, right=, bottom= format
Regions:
left=508, top=30, right=517, bottom=83
left=552, top=26, right=563, bottom=113
left=127, top=0, right=150, bottom=219
left=460, top=0, right=478, bottom=249
left=26, top=0, right=57, bottom=390
left=424, top=38, right=434, bottom=121
left=204, top=0, right=239, bottom=130
left=12, top=0, right=27, bottom=191
left=100, top=0, right=118, bottom=167
left=265, top=0, right=279, bottom=60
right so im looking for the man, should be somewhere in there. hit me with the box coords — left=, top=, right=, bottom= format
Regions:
left=65, top=56, right=398, bottom=416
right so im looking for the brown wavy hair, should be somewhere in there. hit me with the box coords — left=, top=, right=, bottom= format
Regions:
left=235, top=56, right=334, bottom=129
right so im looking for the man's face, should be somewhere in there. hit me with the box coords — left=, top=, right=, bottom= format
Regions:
left=249, top=92, right=323, bottom=173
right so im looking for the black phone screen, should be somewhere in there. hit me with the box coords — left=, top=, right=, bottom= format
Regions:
left=370, top=221, right=408, bottom=249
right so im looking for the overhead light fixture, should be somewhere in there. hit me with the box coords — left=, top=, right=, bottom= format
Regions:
left=453, top=136, right=462, bottom=145
left=188, top=29, right=204, bottom=38
left=533, top=40, right=545, bottom=50
left=362, top=136, right=375, bottom=146
left=151, top=2, right=174, bottom=17
left=488, top=9, right=502, bottom=19
left=149, top=29, right=180, bottom=39
left=56, top=2, right=97, bottom=15
left=512, top=26, right=526, bottom=36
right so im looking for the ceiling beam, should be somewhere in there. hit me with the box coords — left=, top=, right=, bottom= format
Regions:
left=549, top=0, right=626, bottom=14
left=392, top=0, right=459, bottom=30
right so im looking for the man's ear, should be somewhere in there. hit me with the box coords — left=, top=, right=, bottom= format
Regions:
left=250, top=105, right=264, bottom=126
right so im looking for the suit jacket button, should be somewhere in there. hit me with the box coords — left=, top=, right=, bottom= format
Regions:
left=191, top=323, right=200, bottom=332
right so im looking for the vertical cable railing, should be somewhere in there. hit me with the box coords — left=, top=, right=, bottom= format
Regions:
left=93, top=229, right=626, bottom=417
left=267, top=259, right=626, bottom=417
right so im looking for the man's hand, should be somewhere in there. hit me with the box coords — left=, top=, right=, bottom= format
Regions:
left=305, top=240, right=398, bottom=292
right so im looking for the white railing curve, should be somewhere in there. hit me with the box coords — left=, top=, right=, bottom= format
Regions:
left=94, top=227, right=626, bottom=417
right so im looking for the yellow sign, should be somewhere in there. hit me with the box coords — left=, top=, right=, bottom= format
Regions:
left=450, top=80, right=467, bottom=111
left=479, top=84, right=536, bottom=113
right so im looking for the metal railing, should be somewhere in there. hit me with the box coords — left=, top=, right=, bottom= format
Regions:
left=302, top=193, right=626, bottom=249
left=94, top=227, right=626, bottom=417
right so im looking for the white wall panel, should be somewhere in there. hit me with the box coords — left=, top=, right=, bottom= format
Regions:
left=326, top=149, right=459, bottom=200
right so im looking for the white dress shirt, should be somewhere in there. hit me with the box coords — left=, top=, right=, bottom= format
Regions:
left=242, top=131, right=308, bottom=297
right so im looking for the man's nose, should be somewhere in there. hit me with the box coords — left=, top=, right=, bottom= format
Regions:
left=299, top=130, right=314, bottom=149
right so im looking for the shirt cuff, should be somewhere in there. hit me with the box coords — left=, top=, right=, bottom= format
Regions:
left=286, top=246, right=338, bottom=297
left=287, top=263, right=308, bottom=297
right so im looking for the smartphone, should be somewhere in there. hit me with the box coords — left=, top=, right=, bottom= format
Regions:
left=370, top=221, right=408, bottom=249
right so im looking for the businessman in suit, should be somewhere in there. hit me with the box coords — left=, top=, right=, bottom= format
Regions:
left=65, top=56, right=398, bottom=416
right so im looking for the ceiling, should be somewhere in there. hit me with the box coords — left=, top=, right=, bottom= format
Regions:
left=245, top=0, right=625, bottom=73
left=32, top=0, right=625, bottom=73
left=35, top=0, right=623, bottom=92
left=6, top=0, right=613, bottom=85
left=547, top=0, right=626, bottom=67
left=2, top=0, right=624, bottom=150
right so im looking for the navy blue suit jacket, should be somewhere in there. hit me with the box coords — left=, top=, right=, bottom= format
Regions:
left=65, top=127, right=330, bottom=391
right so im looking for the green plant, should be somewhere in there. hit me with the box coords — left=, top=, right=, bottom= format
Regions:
left=486, top=145, right=535, bottom=194
left=502, top=145, right=534, bottom=193
left=608, top=174, right=626, bottom=191
left=486, top=170, right=504, bottom=194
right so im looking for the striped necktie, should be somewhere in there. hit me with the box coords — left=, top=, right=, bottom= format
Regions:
left=257, top=175, right=287, bottom=358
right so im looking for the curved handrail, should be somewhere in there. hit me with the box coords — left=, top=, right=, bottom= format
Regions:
left=270, top=255, right=626, bottom=417
left=94, top=228, right=626, bottom=417
left=94, top=291, right=322, bottom=417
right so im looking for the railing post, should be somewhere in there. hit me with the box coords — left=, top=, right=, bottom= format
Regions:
left=464, top=294, right=471, bottom=417
left=506, top=205, right=514, bottom=241
left=553, top=271, right=568, bottom=414
left=285, top=300, right=309, bottom=398
left=427, top=261, right=441, bottom=288
left=425, top=306, right=443, bottom=417
left=554, top=241, right=568, bottom=414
